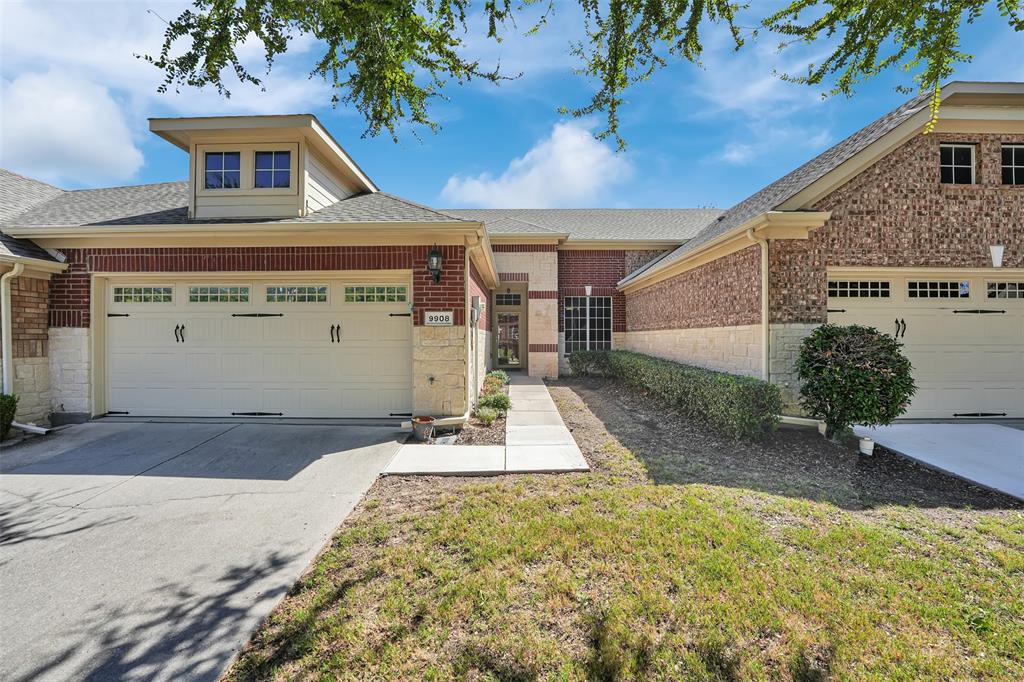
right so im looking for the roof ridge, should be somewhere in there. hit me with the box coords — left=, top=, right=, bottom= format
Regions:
left=485, top=216, right=562, bottom=233
left=0, top=168, right=66, bottom=193
left=374, top=191, right=471, bottom=222
left=67, top=179, right=189, bottom=193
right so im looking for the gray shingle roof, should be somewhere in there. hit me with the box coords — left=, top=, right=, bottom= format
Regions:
left=0, top=169, right=65, bottom=262
left=621, top=90, right=932, bottom=285
left=0, top=183, right=471, bottom=228
left=444, top=208, right=722, bottom=241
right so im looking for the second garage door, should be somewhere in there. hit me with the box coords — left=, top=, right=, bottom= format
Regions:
left=105, top=278, right=413, bottom=418
left=827, top=273, right=1023, bottom=419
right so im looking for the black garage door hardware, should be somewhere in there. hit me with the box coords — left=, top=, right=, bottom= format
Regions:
left=107, top=313, right=130, bottom=317
left=231, top=313, right=285, bottom=318
left=389, top=312, right=412, bottom=317
left=954, top=412, right=1007, bottom=417
left=106, top=411, right=130, bottom=415
left=231, top=411, right=284, bottom=416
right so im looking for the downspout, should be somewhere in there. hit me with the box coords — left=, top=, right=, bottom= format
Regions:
left=1, top=262, right=25, bottom=395
left=745, top=228, right=770, bottom=381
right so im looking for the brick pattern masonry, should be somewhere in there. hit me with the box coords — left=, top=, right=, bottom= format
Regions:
left=3, top=277, right=49, bottom=358
left=625, top=245, right=761, bottom=331
left=772, top=132, right=1024, bottom=323
left=48, top=245, right=467, bottom=327
left=558, top=250, right=665, bottom=333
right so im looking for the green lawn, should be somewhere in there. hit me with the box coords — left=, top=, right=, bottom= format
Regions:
left=228, top=389, right=1024, bottom=681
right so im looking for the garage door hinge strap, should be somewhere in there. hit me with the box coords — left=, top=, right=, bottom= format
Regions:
left=826, top=308, right=846, bottom=313
left=389, top=313, right=412, bottom=317
left=231, top=411, right=284, bottom=416
left=106, top=411, right=130, bottom=415
left=952, top=309, right=1006, bottom=314
left=391, top=412, right=413, bottom=417
left=107, top=313, right=130, bottom=317
left=954, top=412, right=1007, bottom=417
left=231, top=313, right=285, bottom=318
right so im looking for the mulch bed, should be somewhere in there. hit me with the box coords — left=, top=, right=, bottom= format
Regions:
left=453, top=415, right=506, bottom=445
left=548, top=377, right=1022, bottom=514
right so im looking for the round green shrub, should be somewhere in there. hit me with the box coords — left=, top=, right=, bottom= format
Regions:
left=474, top=406, right=499, bottom=426
left=486, top=369, right=510, bottom=385
left=477, top=392, right=511, bottom=412
left=796, top=324, right=916, bottom=440
left=0, top=393, right=18, bottom=441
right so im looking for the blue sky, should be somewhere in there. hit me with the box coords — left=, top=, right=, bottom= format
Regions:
left=1, top=1, right=1021, bottom=210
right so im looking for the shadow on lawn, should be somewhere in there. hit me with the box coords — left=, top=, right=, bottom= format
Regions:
left=559, top=378, right=1022, bottom=511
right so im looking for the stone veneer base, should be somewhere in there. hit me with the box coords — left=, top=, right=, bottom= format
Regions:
left=620, top=324, right=763, bottom=378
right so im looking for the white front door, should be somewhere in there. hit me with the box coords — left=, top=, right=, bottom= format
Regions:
left=105, top=279, right=413, bottom=417
left=826, top=273, right=1024, bottom=419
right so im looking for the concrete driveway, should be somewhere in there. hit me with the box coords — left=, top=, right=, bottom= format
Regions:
left=0, top=420, right=402, bottom=682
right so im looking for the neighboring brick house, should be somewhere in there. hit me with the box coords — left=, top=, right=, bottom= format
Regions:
left=1, top=81, right=1021, bottom=426
left=621, top=81, right=1024, bottom=418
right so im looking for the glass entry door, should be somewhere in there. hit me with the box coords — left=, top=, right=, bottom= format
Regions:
left=497, top=312, right=521, bottom=367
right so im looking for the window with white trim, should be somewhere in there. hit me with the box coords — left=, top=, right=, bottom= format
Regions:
left=204, top=152, right=241, bottom=189
left=907, top=281, right=969, bottom=299
left=266, top=285, right=327, bottom=303
left=987, top=282, right=1024, bottom=299
left=564, top=296, right=612, bottom=354
left=827, top=280, right=891, bottom=298
left=254, top=151, right=291, bottom=188
left=188, top=285, right=250, bottom=303
left=940, top=144, right=975, bottom=184
left=344, top=285, right=408, bottom=303
left=112, top=286, right=173, bottom=303
left=1002, top=145, right=1024, bottom=185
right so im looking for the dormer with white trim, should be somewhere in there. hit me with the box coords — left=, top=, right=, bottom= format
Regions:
left=148, top=115, right=378, bottom=220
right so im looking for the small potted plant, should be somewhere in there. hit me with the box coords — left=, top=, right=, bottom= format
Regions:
left=411, top=415, right=436, bottom=442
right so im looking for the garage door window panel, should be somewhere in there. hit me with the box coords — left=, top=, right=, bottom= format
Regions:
left=112, top=286, right=174, bottom=304
left=907, top=281, right=970, bottom=299
left=827, top=280, right=891, bottom=298
left=266, top=285, right=328, bottom=303
left=987, top=282, right=1024, bottom=299
left=189, top=286, right=250, bottom=303
left=344, top=285, right=408, bottom=303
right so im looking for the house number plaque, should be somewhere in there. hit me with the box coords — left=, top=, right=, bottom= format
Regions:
left=424, top=311, right=454, bottom=326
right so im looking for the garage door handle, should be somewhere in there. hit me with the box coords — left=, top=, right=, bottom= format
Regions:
left=899, top=318, right=906, bottom=337
left=334, top=323, right=341, bottom=342
left=329, top=324, right=337, bottom=342
left=180, top=324, right=185, bottom=342
left=174, top=324, right=181, bottom=343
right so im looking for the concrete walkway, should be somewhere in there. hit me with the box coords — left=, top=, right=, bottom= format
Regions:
left=383, top=375, right=588, bottom=475
left=854, top=423, right=1024, bottom=500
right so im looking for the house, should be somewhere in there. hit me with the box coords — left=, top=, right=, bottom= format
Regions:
left=0, top=81, right=1021, bottom=427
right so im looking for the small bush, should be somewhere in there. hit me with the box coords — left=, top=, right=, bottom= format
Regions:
left=797, top=324, right=916, bottom=440
left=486, top=369, right=510, bottom=385
left=0, top=393, right=18, bottom=441
left=481, top=376, right=504, bottom=396
left=477, top=392, right=512, bottom=413
left=474, top=406, right=499, bottom=426
left=569, top=350, right=781, bottom=441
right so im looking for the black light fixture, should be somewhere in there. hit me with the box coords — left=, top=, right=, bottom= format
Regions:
left=427, top=245, right=443, bottom=283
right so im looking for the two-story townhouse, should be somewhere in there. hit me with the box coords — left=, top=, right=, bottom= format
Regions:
left=1, top=81, right=1021, bottom=427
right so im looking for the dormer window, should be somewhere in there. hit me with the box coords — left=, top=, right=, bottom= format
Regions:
left=940, top=144, right=975, bottom=184
left=255, top=151, right=291, bottom=189
left=204, top=152, right=241, bottom=189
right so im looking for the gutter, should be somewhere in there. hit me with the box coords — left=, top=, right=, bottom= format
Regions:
left=1, top=262, right=24, bottom=395
left=745, top=228, right=770, bottom=381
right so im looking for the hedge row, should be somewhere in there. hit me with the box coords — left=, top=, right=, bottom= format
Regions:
left=569, top=350, right=781, bottom=441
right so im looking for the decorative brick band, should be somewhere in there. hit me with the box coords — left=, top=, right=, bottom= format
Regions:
left=50, top=245, right=466, bottom=328
left=492, top=244, right=557, bottom=252
left=528, top=290, right=558, bottom=299
left=528, top=344, right=558, bottom=353
left=498, top=272, right=529, bottom=282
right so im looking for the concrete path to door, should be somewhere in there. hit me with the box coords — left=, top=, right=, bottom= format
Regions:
left=854, top=423, right=1024, bottom=500
left=384, top=375, right=589, bottom=475
left=0, top=421, right=402, bottom=682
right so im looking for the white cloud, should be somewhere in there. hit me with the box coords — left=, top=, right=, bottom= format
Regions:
left=1, top=71, right=144, bottom=184
left=0, top=1, right=331, bottom=185
left=713, top=123, right=832, bottom=166
left=440, top=121, right=632, bottom=207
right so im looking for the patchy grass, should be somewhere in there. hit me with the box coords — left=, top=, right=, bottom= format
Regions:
left=228, top=383, right=1024, bottom=681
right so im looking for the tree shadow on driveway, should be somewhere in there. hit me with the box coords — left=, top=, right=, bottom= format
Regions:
left=556, top=378, right=1023, bottom=511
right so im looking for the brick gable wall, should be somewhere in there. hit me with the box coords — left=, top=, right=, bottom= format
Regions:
left=624, top=245, right=761, bottom=331
left=48, top=245, right=466, bottom=327
left=772, top=132, right=1024, bottom=323
left=558, top=249, right=665, bottom=332
left=1, top=277, right=50, bottom=358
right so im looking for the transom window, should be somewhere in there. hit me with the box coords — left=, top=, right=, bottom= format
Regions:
left=1001, top=145, right=1024, bottom=185
left=188, top=285, right=250, bottom=303
left=564, top=296, right=612, bottom=355
left=827, top=280, right=891, bottom=298
left=204, top=152, right=241, bottom=189
left=266, top=285, right=327, bottom=303
left=987, top=282, right=1024, bottom=299
left=940, top=144, right=975, bottom=185
left=112, top=286, right=173, bottom=303
left=254, top=151, right=291, bottom=189
left=495, top=293, right=521, bottom=306
left=344, top=285, right=408, bottom=303
left=907, top=281, right=969, bottom=299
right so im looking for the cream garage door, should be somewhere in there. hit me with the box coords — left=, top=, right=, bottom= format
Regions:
left=105, top=279, right=413, bottom=418
left=826, top=274, right=1023, bottom=419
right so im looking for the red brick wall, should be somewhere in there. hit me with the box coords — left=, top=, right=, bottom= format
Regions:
left=558, top=249, right=664, bottom=332
left=772, top=132, right=1024, bottom=323
left=624, top=245, right=762, bottom=331
left=468, top=260, right=490, bottom=331
left=1, top=277, right=49, bottom=358
left=49, top=245, right=466, bottom=328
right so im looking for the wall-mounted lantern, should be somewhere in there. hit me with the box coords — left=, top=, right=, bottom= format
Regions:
left=584, top=285, right=593, bottom=296
left=990, top=244, right=1005, bottom=268
left=427, top=245, right=443, bottom=283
